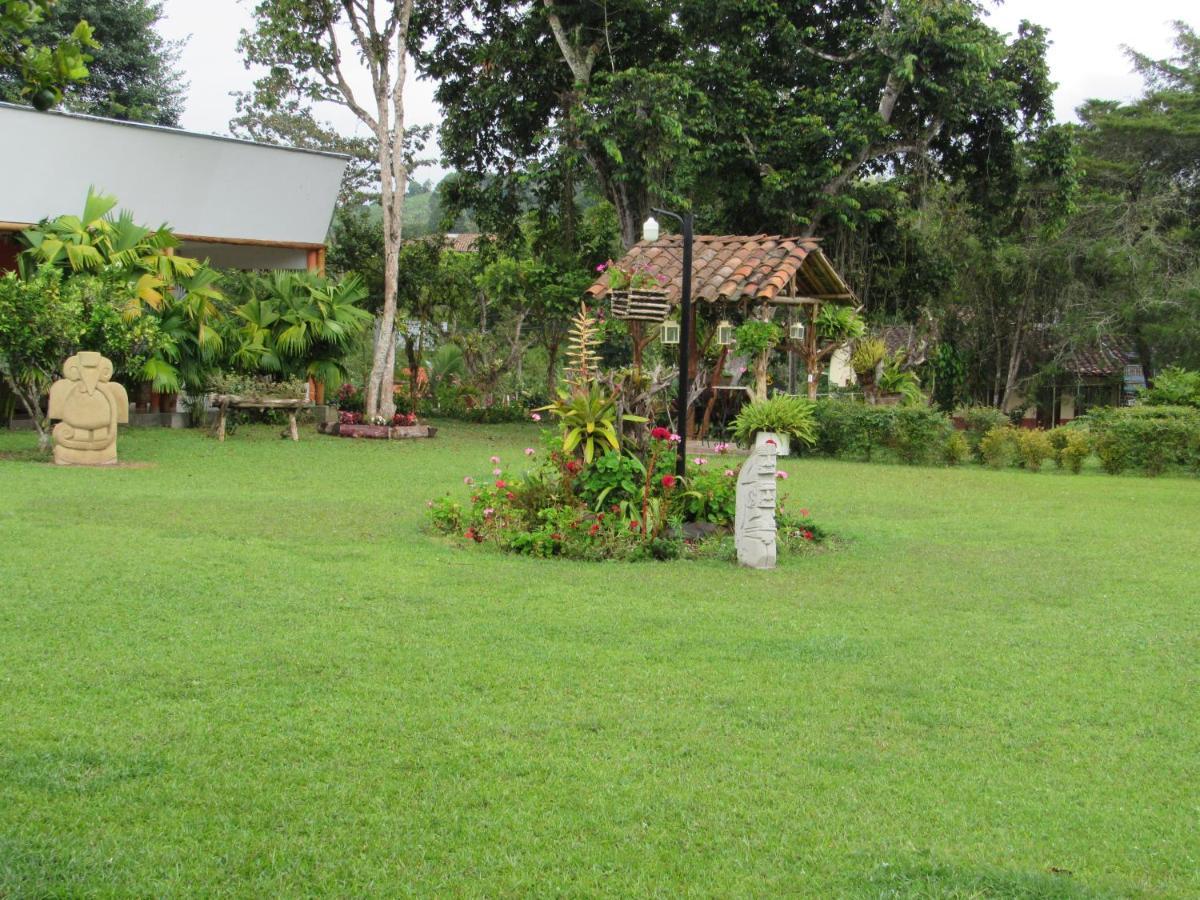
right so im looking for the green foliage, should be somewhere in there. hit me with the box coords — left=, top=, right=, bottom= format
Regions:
left=577, top=450, right=646, bottom=511
left=979, top=425, right=1019, bottom=469
left=731, top=395, right=818, bottom=447
left=1090, top=406, right=1200, bottom=476
left=0, top=0, right=184, bottom=124
left=1054, top=428, right=1092, bottom=474
left=537, top=381, right=631, bottom=464
left=943, top=431, right=971, bottom=466
left=877, top=353, right=924, bottom=405
left=850, top=338, right=886, bottom=377
left=675, top=468, right=738, bottom=527
left=733, top=320, right=783, bottom=358
left=814, top=305, right=866, bottom=343
left=1140, top=367, right=1200, bottom=408
left=1015, top=429, right=1054, bottom=472
left=206, top=373, right=307, bottom=401
left=0, top=0, right=96, bottom=108
left=809, top=399, right=953, bottom=466
left=955, top=405, right=1011, bottom=458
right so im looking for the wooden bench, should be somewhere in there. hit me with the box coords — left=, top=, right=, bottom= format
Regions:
left=211, top=395, right=312, bottom=441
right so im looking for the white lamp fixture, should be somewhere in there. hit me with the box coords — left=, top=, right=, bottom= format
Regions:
left=642, top=216, right=660, bottom=242
left=790, top=321, right=806, bottom=342
left=717, top=319, right=734, bottom=346
left=661, top=320, right=681, bottom=345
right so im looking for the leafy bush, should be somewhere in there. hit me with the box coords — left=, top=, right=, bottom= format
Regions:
left=955, top=405, right=1010, bottom=458
left=1056, top=428, right=1091, bottom=474
left=207, top=373, right=308, bottom=400
left=674, top=468, right=739, bottom=526
left=1016, top=429, right=1054, bottom=472
left=944, top=431, right=971, bottom=466
left=1139, top=367, right=1200, bottom=408
left=731, top=394, right=817, bottom=447
left=733, top=320, right=783, bottom=356
left=577, top=450, right=647, bottom=511
left=1089, top=406, right=1200, bottom=476
left=888, top=406, right=953, bottom=464
left=979, top=425, right=1019, bottom=469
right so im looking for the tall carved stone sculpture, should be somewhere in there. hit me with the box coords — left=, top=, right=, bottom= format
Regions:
left=735, top=440, right=778, bottom=569
left=47, top=352, right=129, bottom=466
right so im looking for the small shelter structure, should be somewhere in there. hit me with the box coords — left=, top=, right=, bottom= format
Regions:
left=585, top=235, right=858, bottom=429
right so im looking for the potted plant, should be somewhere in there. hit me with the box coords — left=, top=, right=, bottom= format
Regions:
left=730, top=394, right=817, bottom=457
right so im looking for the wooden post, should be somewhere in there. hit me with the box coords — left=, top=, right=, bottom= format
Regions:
left=216, top=398, right=228, bottom=442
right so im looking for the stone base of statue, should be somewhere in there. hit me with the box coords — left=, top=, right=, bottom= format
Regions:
left=735, top=440, right=778, bottom=569
left=47, top=352, right=129, bottom=467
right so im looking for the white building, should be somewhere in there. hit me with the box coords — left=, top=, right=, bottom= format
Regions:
left=0, top=102, right=346, bottom=272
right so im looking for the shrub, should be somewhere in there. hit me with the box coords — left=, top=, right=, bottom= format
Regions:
left=979, top=425, right=1019, bottom=468
left=955, top=405, right=1010, bottom=458
left=944, top=431, right=971, bottom=466
left=1139, top=367, right=1200, bottom=408
left=1016, top=429, right=1054, bottom=472
left=731, top=394, right=817, bottom=448
left=1057, top=428, right=1091, bottom=474
left=674, top=468, right=739, bottom=526
left=888, top=406, right=953, bottom=465
left=1090, top=406, right=1200, bottom=476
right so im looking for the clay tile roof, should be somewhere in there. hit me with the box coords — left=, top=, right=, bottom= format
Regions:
left=584, top=234, right=855, bottom=305
left=1064, top=341, right=1134, bottom=377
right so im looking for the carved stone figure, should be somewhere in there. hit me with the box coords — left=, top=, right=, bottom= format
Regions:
left=735, top=440, right=778, bottom=569
left=47, top=352, right=129, bottom=466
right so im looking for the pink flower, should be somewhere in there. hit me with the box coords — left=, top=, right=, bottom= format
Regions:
left=490, top=455, right=501, bottom=464
left=483, top=508, right=495, bottom=518
left=692, top=457, right=708, bottom=466
left=724, top=469, right=735, bottom=478
left=668, top=433, right=682, bottom=443
left=524, top=447, right=535, bottom=456
left=531, top=412, right=542, bottom=422
left=492, top=467, right=502, bottom=476
left=596, top=263, right=606, bottom=272
left=776, top=470, right=789, bottom=480
left=463, top=476, right=474, bottom=485
left=800, top=508, right=810, bottom=517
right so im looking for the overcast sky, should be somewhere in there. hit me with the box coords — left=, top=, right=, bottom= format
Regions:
left=157, top=0, right=1196, bottom=181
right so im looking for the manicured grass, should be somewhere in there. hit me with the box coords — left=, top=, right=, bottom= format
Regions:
left=1, top=423, right=1197, bottom=897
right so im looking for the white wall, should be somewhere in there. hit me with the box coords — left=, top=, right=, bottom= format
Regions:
left=0, top=103, right=345, bottom=246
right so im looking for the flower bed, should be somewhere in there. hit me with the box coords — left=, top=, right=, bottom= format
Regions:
left=427, top=428, right=828, bottom=562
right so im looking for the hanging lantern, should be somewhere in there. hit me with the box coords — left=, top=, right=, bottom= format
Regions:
left=660, top=320, right=681, bottom=345
left=790, top=320, right=806, bottom=342
left=717, top=320, right=734, bottom=346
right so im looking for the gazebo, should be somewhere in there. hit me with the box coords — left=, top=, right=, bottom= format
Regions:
left=584, top=234, right=859, bottom=419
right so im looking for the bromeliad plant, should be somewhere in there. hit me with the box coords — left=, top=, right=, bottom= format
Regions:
left=539, top=304, right=646, bottom=462
left=598, top=260, right=669, bottom=292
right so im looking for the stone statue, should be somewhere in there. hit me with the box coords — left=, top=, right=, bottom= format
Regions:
left=47, top=352, right=129, bottom=466
left=735, top=440, right=778, bottom=569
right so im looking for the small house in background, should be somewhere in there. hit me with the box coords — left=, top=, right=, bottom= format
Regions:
left=0, top=101, right=347, bottom=274
left=1021, top=340, right=1144, bottom=428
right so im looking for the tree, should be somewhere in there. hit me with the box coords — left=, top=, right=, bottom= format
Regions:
left=240, top=0, right=417, bottom=420
left=0, top=0, right=184, bottom=124
left=418, top=1, right=1053, bottom=247
left=0, top=0, right=96, bottom=109
left=0, top=267, right=86, bottom=449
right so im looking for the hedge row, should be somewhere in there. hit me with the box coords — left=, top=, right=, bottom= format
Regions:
left=795, top=399, right=1200, bottom=476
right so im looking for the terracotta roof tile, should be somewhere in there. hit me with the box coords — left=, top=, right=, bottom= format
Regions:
left=586, top=234, right=854, bottom=306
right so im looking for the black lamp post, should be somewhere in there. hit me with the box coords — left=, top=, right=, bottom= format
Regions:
left=643, top=208, right=693, bottom=477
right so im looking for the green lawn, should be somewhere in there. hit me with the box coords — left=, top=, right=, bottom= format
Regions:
left=1, top=423, right=1197, bottom=897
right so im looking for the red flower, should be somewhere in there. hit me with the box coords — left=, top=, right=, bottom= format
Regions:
left=661, top=474, right=677, bottom=489
left=629, top=520, right=640, bottom=532
left=551, top=532, right=563, bottom=541
left=650, top=426, right=671, bottom=440
left=589, top=523, right=601, bottom=536
left=565, top=460, right=582, bottom=474
left=610, top=504, right=621, bottom=514
left=495, top=480, right=507, bottom=489
left=800, top=508, right=810, bottom=518
left=506, top=491, right=516, bottom=501
left=802, top=530, right=814, bottom=541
